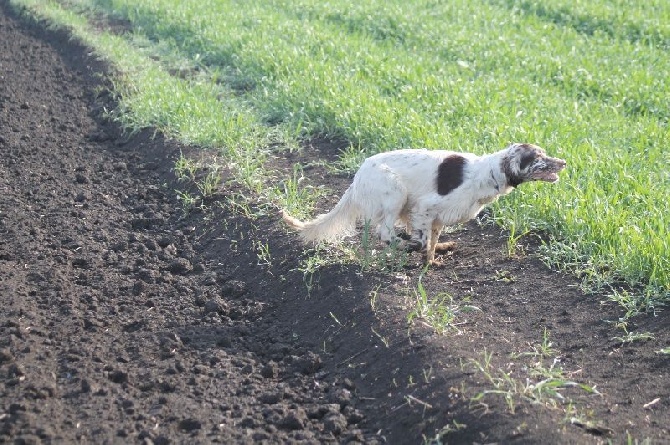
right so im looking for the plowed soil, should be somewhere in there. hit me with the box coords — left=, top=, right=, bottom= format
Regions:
left=1, top=3, right=668, bottom=444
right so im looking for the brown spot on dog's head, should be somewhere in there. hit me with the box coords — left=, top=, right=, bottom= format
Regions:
left=437, top=154, right=467, bottom=195
left=502, top=143, right=566, bottom=187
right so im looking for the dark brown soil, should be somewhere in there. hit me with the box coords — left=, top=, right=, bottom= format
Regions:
left=1, top=4, right=668, bottom=444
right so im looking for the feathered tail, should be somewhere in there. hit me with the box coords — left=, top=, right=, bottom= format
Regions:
left=282, top=186, right=359, bottom=243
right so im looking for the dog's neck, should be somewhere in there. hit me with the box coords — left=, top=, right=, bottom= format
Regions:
left=476, top=150, right=515, bottom=197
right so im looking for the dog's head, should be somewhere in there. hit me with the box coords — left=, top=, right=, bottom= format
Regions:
left=502, top=143, right=567, bottom=187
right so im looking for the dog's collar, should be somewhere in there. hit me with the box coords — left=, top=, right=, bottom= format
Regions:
left=490, top=170, right=501, bottom=191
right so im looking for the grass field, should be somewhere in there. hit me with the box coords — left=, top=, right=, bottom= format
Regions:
left=13, top=0, right=669, bottom=308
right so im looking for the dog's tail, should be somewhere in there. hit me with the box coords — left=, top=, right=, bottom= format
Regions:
left=282, top=185, right=359, bottom=243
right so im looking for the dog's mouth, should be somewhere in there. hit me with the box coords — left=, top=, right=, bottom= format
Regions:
left=529, top=157, right=567, bottom=183
left=531, top=171, right=561, bottom=182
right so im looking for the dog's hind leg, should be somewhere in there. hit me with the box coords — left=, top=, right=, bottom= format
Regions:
left=370, top=176, right=407, bottom=247
left=406, top=214, right=431, bottom=256
left=377, top=217, right=397, bottom=244
left=378, top=213, right=408, bottom=248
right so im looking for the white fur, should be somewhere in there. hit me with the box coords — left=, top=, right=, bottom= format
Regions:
left=283, top=144, right=565, bottom=264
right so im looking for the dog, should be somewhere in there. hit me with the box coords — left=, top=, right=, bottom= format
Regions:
left=282, top=143, right=566, bottom=265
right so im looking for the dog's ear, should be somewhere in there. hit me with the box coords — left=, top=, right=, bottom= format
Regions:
left=519, top=150, right=537, bottom=170
left=502, top=143, right=540, bottom=187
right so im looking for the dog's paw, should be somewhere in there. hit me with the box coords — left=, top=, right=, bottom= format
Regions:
left=434, top=241, right=457, bottom=252
left=396, top=231, right=411, bottom=241
left=426, top=259, right=445, bottom=268
left=399, top=239, right=423, bottom=252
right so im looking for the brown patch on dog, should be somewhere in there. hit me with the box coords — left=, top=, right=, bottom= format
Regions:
left=437, top=155, right=466, bottom=195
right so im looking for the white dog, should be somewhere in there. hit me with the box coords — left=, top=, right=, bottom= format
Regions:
left=283, top=143, right=566, bottom=265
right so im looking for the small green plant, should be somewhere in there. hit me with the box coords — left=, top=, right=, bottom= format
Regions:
left=564, top=403, right=613, bottom=438
left=611, top=320, right=655, bottom=345
left=173, top=154, right=223, bottom=203
left=407, top=272, right=480, bottom=335
left=371, top=326, right=389, bottom=347
left=253, top=239, right=272, bottom=268
left=296, top=244, right=342, bottom=296
left=408, top=284, right=456, bottom=335
left=223, top=192, right=259, bottom=219
left=369, top=285, right=381, bottom=314
left=494, top=269, right=516, bottom=283
left=621, top=432, right=653, bottom=445
left=197, top=168, right=222, bottom=198
left=270, top=164, right=325, bottom=220
left=657, top=347, right=670, bottom=355
left=422, top=366, right=433, bottom=384
left=423, top=419, right=467, bottom=445
left=606, top=288, right=661, bottom=320
left=357, top=219, right=375, bottom=271
left=506, top=221, right=530, bottom=257
left=378, top=238, right=410, bottom=272
left=173, top=152, right=197, bottom=181
left=354, top=220, right=409, bottom=273
left=469, top=332, right=600, bottom=416
left=330, top=144, right=367, bottom=174
left=176, top=190, right=198, bottom=210
left=512, top=327, right=558, bottom=360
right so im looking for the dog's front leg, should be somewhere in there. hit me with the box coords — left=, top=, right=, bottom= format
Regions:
left=426, top=222, right=456, bottom=266
left=407, top=222, right=440, bottom=265
left=426, top=222, right=442, bottom=265
left=428, top=222, right=442, bottom=255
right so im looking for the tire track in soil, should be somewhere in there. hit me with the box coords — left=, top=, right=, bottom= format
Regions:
left=1, top=3, right=669, bottom=445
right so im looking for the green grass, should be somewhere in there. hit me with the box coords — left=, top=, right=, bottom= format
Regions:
left=468, top=334, right=600, bottom=415
left=407, top=272, right=481, bottom=335
left=11, top=0, right=669, bottom=307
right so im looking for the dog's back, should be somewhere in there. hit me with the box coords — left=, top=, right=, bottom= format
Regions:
left=354, top=149, right=478, bottom=198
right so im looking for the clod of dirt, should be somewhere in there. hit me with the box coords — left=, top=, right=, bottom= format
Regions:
left=220, top=279, right=247, bottom=299
left=157, top=333, right=183, bottom=353
left=167, top=258, right=192, bottom=275
left=290, top=351, right=322, bottom=375
left=281, top=408, right=308, bottom=430
left=74, top=191, right=90, bottom=202
left=112, top=161, right=127, bottom=171
left=80, top=379, right=94, bottom=393
left=203, top=298, right=229, bottom=315
left=259, top=392, right=281, bottom=404
left=75, top=172, right=89, bottom=184
left=0, top=348, right=14, bottom=363
left=7, top=363, right=25, bottom=378
left=323, top=412, right=348, bottom=435
left=178, top=418, right=202, bottom=432
left=260, top=361, right=279, bottom=379
left=344, top=406, right=364, bottom=424
left=215, top=335, right=232, bottom=348
left=108, top=370, right=129, bottom=384
left=330, top=387, right=353, bottom=408
left=71, top=257, right=92, bottom=269
left=25, top=383, right=57, bottom=399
